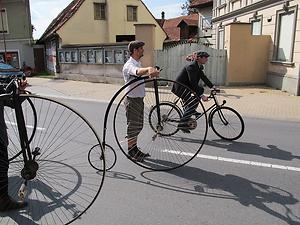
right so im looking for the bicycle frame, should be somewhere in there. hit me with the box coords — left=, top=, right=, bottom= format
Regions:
left=1, top=79, right=36, bottom=178
left=164, top=90, right=227, bottom=127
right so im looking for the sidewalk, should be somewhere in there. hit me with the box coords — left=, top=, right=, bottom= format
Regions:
left=27, top=77, right=300, bottom=122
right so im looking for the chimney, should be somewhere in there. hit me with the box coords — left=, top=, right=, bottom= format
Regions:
left=161, top=11, right=165, bottom=20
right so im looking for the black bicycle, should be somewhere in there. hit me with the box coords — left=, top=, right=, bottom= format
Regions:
left=150, top=89, right=245, bottom=141
left=0, top=75, right=105, bottom=224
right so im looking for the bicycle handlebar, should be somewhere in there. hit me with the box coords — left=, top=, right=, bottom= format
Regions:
left=128, top=66, right=162, bottom=80
left=0, top=73, right=26, bottom=95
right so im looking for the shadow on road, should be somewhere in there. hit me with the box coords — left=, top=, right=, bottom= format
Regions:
left=205, top=139, right=300, bottom=161
left=105, top=164, right=300, bottom=225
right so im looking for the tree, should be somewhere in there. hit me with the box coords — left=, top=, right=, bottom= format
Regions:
left=181, top=0, right=195, bottom=15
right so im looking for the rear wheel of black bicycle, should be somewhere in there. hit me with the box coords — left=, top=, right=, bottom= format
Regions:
left=113, top=78, right=208, bottom=171
left=3, top=94, right=105, bottom=225
left=210, top=106, right=244, bottom=141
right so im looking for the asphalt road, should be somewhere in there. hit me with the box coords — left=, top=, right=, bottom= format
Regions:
left=58, top=98, right=300, bottom=225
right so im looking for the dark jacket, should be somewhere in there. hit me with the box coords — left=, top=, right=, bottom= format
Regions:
left=172, top=61, right=213, bottom=97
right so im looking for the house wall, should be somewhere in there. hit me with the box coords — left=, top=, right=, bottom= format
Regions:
left=225, top=23, right=270, bottom=84
left=59, top=63, right=124, bottom=84
left=0, top=0, right=34, bottom=68
left=212, top=0, right=300, bottom=95
left=0, top=0, right=32, bottom=40
left=57, top=0, right=166, bottom=50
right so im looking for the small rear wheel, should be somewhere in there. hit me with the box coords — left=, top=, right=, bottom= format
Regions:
left=210, top=106, right=244, bottom=141
left=88, top=143, right=117, bottom=171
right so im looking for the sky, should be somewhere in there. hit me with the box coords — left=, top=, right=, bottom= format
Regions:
left=30, top=0, right=187, bottom=40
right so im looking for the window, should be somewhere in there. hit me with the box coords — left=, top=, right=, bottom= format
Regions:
left=274, top=7, right=297, bottom=62
left=94, top=3, right=106, bottom=20
left=80, top=50, right=87, bottom=63
left=65, top=52, right=71, bottom=62
left=71, top=51, right=78, bottom=62
left=87, top=50, right=95, bottom=63
left=127, top=6, right=137, bottom=21
left=0, top=52, right=19, bottom=68
left=95, top=49, right=103, bottom=64
left=218, top=28, right=225, bottom=50
left=124, top=50, right=130, bottom=62
left=202, top=16, right=212, bottom=30
left=115, top=50, right=124, bottom=64
left=104, top=50, right=114, bottom=63
left=219, top=0, right=226, bottom=6
left=250, top=16, right=262, bottom=35
left=0, top=8, right=9, bottom=33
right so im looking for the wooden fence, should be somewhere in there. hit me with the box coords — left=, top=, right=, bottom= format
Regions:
left=154, top=43, right=227, bottom=85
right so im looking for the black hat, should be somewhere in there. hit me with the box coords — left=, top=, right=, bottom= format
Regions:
left=128, top=40, right=145, bottom=54
left=196, top=51, right=210, bottom=58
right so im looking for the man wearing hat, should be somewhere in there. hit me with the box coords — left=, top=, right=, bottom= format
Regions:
left=172, top=51, right=215, bottom=133
left=122, top=40, right=160, bottom=161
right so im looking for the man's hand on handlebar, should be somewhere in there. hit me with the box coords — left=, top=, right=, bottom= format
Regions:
left=201, top=95, right=209, bottom=102
left=18, top=78, right=28, bottom=92
left=148, top=66, right=160, bottom=78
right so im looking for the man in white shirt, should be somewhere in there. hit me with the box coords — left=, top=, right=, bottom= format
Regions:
left=122, top=40, right=160, bottom=161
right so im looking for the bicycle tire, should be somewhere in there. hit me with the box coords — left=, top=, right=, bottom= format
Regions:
left=5, top=96, right=37, bottom=162
left=88, top=143, right=117, bottom=171
left=3, top=94, right=105, bottom=225
left=113, top=78, right=208, bottom=171
left=210, top=106, right=244, bottom=141
left=149, top=101, right=182, bottom=136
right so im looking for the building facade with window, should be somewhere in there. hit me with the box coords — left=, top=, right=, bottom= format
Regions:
left=211, top=0, right=300, bottom=95
left=0, top=0, right=34, bottom=69
left=190, top=0, right=214, bottom=45
left=38, top=0, right=167, bottom=79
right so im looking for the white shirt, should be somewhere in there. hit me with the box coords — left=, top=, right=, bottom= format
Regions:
left=122, top=56, right=145, bottom=98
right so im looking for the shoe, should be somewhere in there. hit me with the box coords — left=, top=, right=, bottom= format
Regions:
left=128, top=147, right=149, bottom=162
left=177, top=122, right=191, bottom=133
left=0, top=195, right=28, bottom=212
left=136, top=147, right=150, bottom=158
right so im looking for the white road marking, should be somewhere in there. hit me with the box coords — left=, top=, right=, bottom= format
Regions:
left=5, top=121, right=45, bottom=131
left=163, top=150, right=300, bottom=172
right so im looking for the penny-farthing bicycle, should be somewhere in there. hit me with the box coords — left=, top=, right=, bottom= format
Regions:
left=89, top=76, right=208, bottom=171
left=1, top=71, right=105, bottom=224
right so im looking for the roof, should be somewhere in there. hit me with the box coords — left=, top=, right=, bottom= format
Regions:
left=39, top=0, right=85, bottom=42
left=162, top=14, right=198, bottom=28
left=159, top=14, right=198, bottom=40
left=190, top=0, right=213, bottom=8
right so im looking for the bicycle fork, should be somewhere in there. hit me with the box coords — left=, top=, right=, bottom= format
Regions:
left=152, top=79, right=162, bottom=141
left=13, top=95, right=40, bottom=201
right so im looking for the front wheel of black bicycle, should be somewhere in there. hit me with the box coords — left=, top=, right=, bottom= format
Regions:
left=113, top=78, right=208, bottom=171
left=4, top=94, right=105, bottom=225
left=148, top=101, right=182, bottom=136
left=210, top=106, right=244, bottom=141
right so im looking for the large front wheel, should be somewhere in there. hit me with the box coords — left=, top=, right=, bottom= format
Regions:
left=210, top=106, right=244, bottom=141
left=113, top=78, right=208, bottom=171
left=4, top=94, right=105, bottom=225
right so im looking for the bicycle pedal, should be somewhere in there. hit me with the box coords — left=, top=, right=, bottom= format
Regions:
left=18, top=183, right=28, bottom=202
